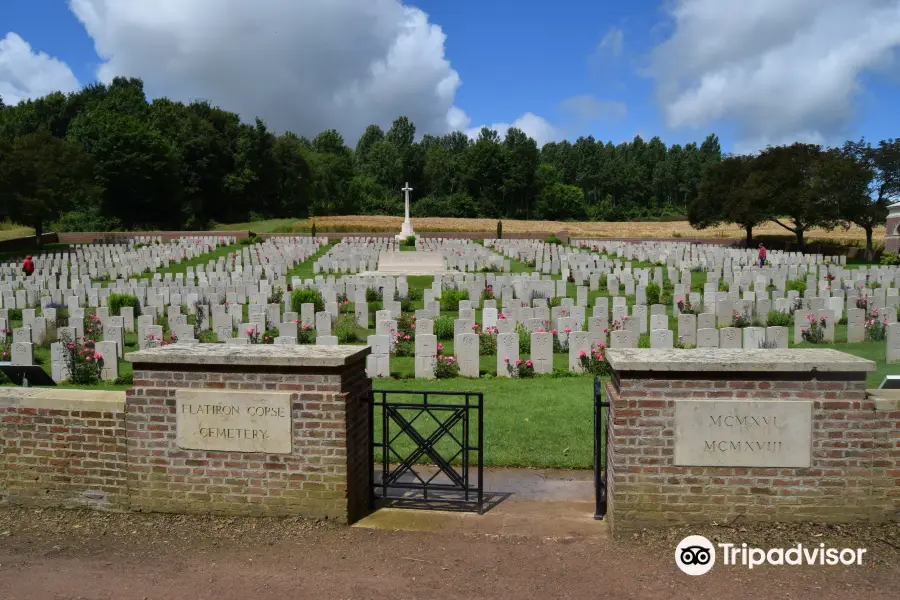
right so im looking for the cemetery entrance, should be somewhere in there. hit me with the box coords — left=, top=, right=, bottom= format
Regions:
left=370, top=389, right=484, bottom=513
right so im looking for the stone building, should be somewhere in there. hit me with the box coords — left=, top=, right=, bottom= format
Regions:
left=887, top=201, right=900, bottom=253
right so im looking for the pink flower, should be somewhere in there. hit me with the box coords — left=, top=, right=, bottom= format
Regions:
left=550, top=329, right=557, bottom=335
left=504, top=356, right=510, bottom=363
left=579, top=350, right=586, bottom=358
left=437, top=343, right=444, bottom=351
left=525, top=360, right=533, bottom=367
left=516, top=359, right=523, bottom=366
left=411, top=323, right=416, bottom=328
left=564, top=327, right=571, bottom=334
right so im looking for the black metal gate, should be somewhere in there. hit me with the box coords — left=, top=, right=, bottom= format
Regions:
left=370, top=389, right=484, bottom=513
left=594, top=377, right=610, bottom=519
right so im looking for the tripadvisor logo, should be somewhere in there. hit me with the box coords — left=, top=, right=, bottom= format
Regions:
left=675, top=535, right=868, bottom=575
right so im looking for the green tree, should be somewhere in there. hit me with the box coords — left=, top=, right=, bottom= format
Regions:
left=0, top=131, right=98, bottom=243
left=535, top=183, right=587, bottom=221
left=502, top=127, right=539, bottom=218
left=691, top=155, right=768, bottom=246
left=840, top=139, right=899, bottom=259
left=753, top=143, right=840, bottom=249
left=68, top=108, right=183, bottom=228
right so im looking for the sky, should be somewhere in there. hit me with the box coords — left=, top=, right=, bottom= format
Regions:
left=1, top=0, right=900, bottom=153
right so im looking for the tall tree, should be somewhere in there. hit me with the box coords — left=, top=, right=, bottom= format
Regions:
left=841, top=139, right=900, bottom=259
left=67, top=108, right=183, bottom=228
left=752, top=143, right=839, bottom=248
left=691, top=155, right=768, bottom=246
left=0, top=131, right=97, bottom=243
left=502, top=127, right=539, bottom=218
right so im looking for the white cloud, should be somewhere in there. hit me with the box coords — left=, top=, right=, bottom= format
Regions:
left=464, top=112, right=560, bottom=147
left=648, top=0, right=900, bottom=151
left=559, top=94, right=627, bottom=121
left=68, top=0, right=467, bottom=141
left=0, top=32, right=80, bottom=106
left=598, top=27, right=624, bottom=58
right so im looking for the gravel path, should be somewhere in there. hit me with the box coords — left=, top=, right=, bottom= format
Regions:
left=0, top=507, right=897, bottom=599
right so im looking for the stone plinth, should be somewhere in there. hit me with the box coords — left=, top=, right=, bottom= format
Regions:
left=376, top=251, right=448, bottom=275
left=885, top=201, right=900, bottom=253
left=602, top=349, right=897, bottom=536
left=124, top=344, right=372, bottom=523
left=395, top=220, right=416, bottom=241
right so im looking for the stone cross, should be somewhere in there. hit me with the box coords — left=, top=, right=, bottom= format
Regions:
left=402, top=182, right=412, bottom=223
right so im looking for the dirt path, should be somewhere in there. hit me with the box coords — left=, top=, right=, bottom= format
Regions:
left=0, top=508, right=898, bottom=600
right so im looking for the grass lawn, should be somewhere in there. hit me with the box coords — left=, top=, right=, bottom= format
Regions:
left=371, top=376, right=595, bottom=469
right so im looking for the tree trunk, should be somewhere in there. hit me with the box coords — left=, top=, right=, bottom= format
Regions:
left=34, top=220, right=43, bottom=248
left=745, top=225, right=753, bottom=248
left=865, top=227, right=874, bottom=262
left=796, top=228, right=804, bottom=251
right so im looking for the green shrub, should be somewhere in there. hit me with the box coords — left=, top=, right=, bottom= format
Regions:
left=407, top=287, right=424, bottom=301
left=881, top=251, right=899, bottom=266
left=7, top=308, right=22, bottom=322
left=291, top=288, right=325, bottom=313
left=645, top=282, right=661, bottom=305
left=404, top=235, right=417, bottom=247
left=114, top=373, right=134, bottom=386
left=108, top=293, right=140, bottom=317
left=240, top=234, right=263, bottom=245
left=366, top=287, right=382, bottom=303
left=517, top=324, right=531, bottom=354
left=638, top=332, right=651, bottom=348
left=334, top=315, right=358, bottom=343
left=766, top=310, right=792, bottom=327
left=198, top=330, right=218, bottom=343
left=786, top=279, right=807, bottom=294
left=438, top=288, right=469, bottom=312
left=545, top=235, right=563, bottom=245
left=434, top=315, right=454, bottom=340
left=497, top=220, right=503, bottom=239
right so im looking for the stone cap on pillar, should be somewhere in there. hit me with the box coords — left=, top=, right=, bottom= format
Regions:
left=605, top=348, right=876, bottom=373
left=126, top=344, right=371, bottom=368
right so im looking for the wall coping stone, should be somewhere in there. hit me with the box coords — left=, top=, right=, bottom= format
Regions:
left=126, top=344, right=371, bottom=368
left=605, top=348, right=876, bottom=373
left=867, top=388, right=900, bottom=410
left=0, top=388, right=125, bottom=411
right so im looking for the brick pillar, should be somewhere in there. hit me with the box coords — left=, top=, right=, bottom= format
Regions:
left=125, top=344, right=371, bottom=523
left=603, top=348, right=892, bottom=536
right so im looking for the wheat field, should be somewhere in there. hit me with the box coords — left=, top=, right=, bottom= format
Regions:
left=297, top=216, right=878, bottom=243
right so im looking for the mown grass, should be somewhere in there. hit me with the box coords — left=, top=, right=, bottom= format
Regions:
left=371, top=376, right=595, bottom=469
left=0, top=222, right=34, bottom=241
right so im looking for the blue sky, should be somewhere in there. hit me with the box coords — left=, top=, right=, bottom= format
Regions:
left=1, top=0, right=899, bottom=153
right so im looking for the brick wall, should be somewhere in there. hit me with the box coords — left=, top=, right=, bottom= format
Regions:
left=0, top=391, right=128, bottom=510
left=125, top=353, right=372, bottom=523
left=604, top=371, right=900, bottom=533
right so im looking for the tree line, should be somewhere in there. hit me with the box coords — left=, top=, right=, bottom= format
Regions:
left=0, top=77, right=722, bottom=238
left=689, top=140, right=899, bottom=257
left=0, top=77, right=895, bottom=257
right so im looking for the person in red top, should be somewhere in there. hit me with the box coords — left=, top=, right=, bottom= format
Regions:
left=758, top=244, right=766, bottom=268
left=22, top=255, right=34, bottom=277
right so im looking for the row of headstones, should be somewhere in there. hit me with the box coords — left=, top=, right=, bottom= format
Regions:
left=1, top=237, right=230, bottom=281
left=2, top=235, right=321, bottom=291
